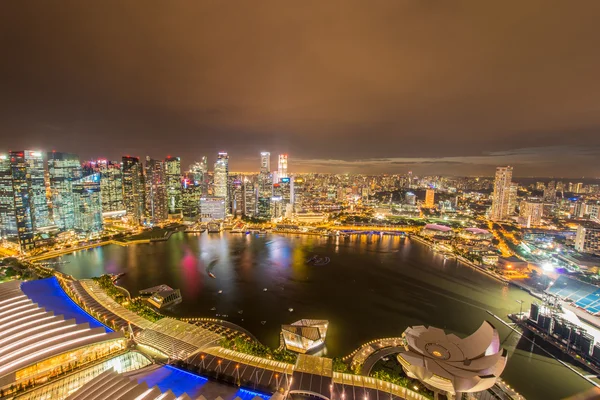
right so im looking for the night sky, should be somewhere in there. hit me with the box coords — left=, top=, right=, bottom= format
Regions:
left=1, top=1, right=599, bottom=176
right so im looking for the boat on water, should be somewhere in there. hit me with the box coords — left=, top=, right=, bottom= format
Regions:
left=211, top=307, right=216, bottom=311
left=263, top=288, right=268, bottom=292
left=261, top=321, right=266, bottom=325
left=238, top=310, right=243, bottom=314
left=288, top=308, right=294, bottom=312
left=208, top=272, right=216, bottom=279
left=218, top=290, right=223, bottom=294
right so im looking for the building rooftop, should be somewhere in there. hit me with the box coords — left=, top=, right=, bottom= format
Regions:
left=423, top=224, right=452, bottom=232
left=0, top=278, right=125, bottom=389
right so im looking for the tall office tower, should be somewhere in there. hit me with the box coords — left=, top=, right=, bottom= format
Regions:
left=95, top=160, right=124, bottom=213
left=518, top=200, right=544, bottom=228
left=47, top=152, right=82, bottom=230
left=181, top=178, right=202, bottom=222
left=9, top=151, right=34, bottom=251
left=122, top=156, right=145, bottom=225
left=575, top=183, right=584, bottom=194
left=0, top=154, right=15, bottom=238
left=24, top=150, right=51, bottom=230
left=544, top=181, right=556, bottom=203
left=279, top=177, right=293, bottom=218
left=257, top=152, right=272, bottom=219
left=490, top=166, right=513, bottom=221
left=261, top=152, right=270, bottom=173
left=144, top=157, right=168, bottom=224
left=72, top=173, right=103, bottom=234
left=243, top=178, right=257, bottom=217
left=424, top=189, right=435, bottom=208
left=231, top=179, right=244, bottom=216
left=271, top=183, right=283, bottom=219
left=213, top=152, right=229, bottom=210
left=293, top=177, right=305, bottom=213
left=278, top=154, right=288, bottom=179
left=164, top=156, right=182, bottom=214
left=189, top=160, right=203, bottom=185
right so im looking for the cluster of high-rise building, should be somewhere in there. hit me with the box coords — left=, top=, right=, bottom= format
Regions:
left=0, top=151, right=105, bottom=252
left=0, top=149, right=307, bottom=252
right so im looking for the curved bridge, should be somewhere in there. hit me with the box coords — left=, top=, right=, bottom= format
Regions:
left=360, top=346, right=405, bottom=376
left=343, top=338, right=407, bottom=374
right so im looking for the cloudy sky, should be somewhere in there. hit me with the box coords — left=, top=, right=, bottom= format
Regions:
left=1, top=0, right=599, bottom=177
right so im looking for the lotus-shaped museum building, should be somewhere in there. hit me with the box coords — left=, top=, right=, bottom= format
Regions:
left=398, top=321, right=507, bottom=395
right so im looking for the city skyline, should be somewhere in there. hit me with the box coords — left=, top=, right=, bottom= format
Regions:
left=1, top=2, right=600, bottom=176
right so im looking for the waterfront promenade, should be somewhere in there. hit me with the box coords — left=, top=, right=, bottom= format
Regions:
left=59, top=274, right=432, bottom=400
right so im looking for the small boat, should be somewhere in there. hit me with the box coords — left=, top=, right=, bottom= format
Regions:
left=211, top=307, right=216, bottom=311
left=288, top=308, right=294, bottom=312
left=261, top=321, right=266, bottom=325
left=218, top=290, right=223, bottom=294
left=238, top=310, right=243, bottom=314
left=263, top=288, right=268, bottom=292
left=208, top=272, right=216, bottom=279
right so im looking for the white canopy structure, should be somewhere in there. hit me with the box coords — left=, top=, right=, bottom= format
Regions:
left=398, top=321, right=507, bottom=395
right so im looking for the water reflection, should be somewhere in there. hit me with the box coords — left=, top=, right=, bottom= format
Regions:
left=54, top=232, right=592, bottom=400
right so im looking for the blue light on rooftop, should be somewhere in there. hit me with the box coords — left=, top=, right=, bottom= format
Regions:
left=135, top=365, right=207, bottom=397
left=20, top=277, right=112, bottom=332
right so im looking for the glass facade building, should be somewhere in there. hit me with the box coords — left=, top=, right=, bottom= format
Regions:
left=144, top=157, right=168, bottom=224
left=164, top=156, right=182, bottom=214
left=0, top=154, right=15, bottom=239
left=96, top=160, right=124, bottom=213
left=48, top=152, right=81, bottom=230
left=72, top=173, right=103, bottom=234
left=122, top=156, right=145, bottom=225
left=213, top=152, right=229, bottom=211
left=24, top=150, right=51, bottom=230
left=9, top=151, right=35, bottom=251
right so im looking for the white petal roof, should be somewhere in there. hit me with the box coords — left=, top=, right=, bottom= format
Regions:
left=401, top=321, right=508, bottom=394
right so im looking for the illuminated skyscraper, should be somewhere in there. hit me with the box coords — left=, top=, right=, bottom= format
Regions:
left=261, top=152, right=270, bottom=173
left=424, top=189, right=435, bottom=208
left=96, top=160, right=124, bottom=213
left=181, top=177, right=201, bottom=222
left=258, top=152, right=272, bottom=219
left=122, top=156, right=145, bottom=225
left=213, top=152, right=229, bottom=210
left=25, top=150, right=51, bottom=230
left=9, top=151, right=34, bottom=251
left=278, top=154, right=288, bottom=179
left=72, top=173, right=103, bottom=233
left=490, top=166, right=513, bottom=221
left=164, top=156, right=182, bottom=214
left=0, top=154, right=15, bottom=239
left=243, top=177, right=257, bottom=217
left=293, top=177, right=304, bottom=213
left=231, top=179, right=244, bottom=216
left=144, top=157, right=168, bottom=224
left=47, top=152, right=81, bottom=230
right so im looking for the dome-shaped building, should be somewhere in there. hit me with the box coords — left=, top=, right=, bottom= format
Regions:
left=398, top=321, right=507, bottom=397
